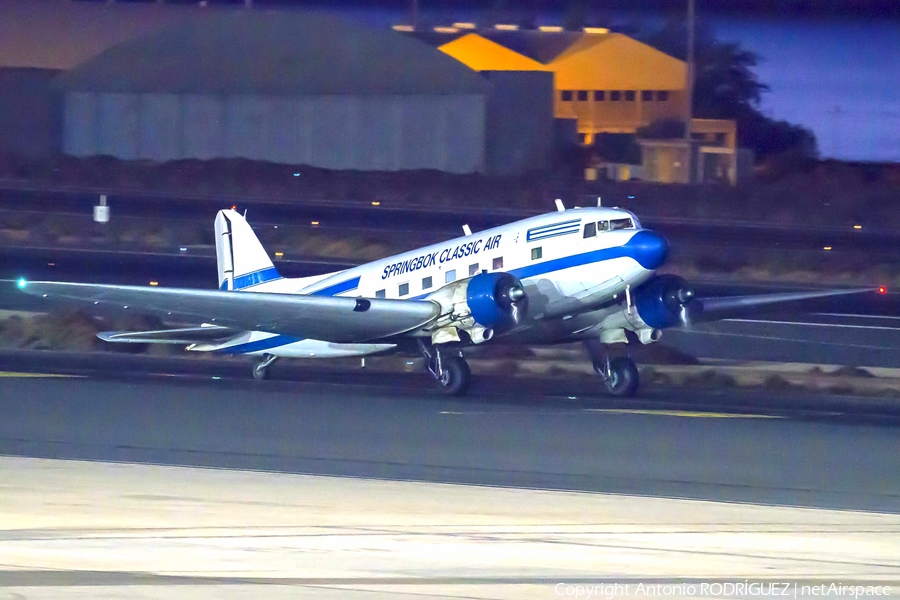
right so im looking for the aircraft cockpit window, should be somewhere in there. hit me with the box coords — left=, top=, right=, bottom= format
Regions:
left=398, top=282, right=409, bottom=296
left=445, top=269, right=456, bottom=283
left=583, top=222, right=597, bottom=238
left=610, top=218, right=634, bottom=230
left=597, top=220, right=610, bottom=232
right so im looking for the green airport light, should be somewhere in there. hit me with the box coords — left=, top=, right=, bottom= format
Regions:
left=16, top=278, right=27, bottom=289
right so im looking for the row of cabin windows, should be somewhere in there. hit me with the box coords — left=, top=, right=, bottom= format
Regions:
left=583, top=218, right=635, bottom=238
left=374, top=256, right=510, bottom=298
left=372, top=247, right=562, bottom=299
left=560, top=90, right=669, bottom=103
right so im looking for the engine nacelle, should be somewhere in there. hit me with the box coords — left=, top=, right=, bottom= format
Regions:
left=426, top=272, right=528, bottom=344
left=633, top=274, right=697, bottom=329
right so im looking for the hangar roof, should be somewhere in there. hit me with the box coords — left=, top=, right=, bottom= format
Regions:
left=58, top=11, right=489, bottom=96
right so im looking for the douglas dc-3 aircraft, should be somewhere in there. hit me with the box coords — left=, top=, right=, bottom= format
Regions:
left=18, top=204, right=876, bottom=396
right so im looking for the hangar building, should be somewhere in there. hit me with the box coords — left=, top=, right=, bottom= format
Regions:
left=57, top=11, right=547, bottom=174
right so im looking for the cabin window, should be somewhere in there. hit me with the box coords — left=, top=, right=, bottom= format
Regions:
left=610, top=91, right=621, bottom=101
left=656, top=90, right=669, bottom=101
left=422, top=276, right=432, bottom=290
left=445, top=269, right=456, bottom=283
left=531, top=247, right=542, bottom=260
left=375, top=289, right=385, bottom=298
left=561, top=90, right=573, bottom=101
left=610, top=217, right=634, bottom=230
left=398, top=282, right=409, bottom=296
left=577, top=90, right=588, bottom=101
left=492, top=256, right=504, bottom=270
left=593, top=90, right=605, bottom=101
left=468, top=263, right=479, bottom=276
left=641, top=90, right=653, bottom=102
left=583, top=222, right=597, bottom=238
left=624, top=90, right=636, bottom=101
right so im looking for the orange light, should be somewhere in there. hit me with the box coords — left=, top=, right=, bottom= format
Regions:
left=823, top=246, right=832, bottom=251
left=371, top=201, right=381, bottom=206
left=231, top=205, right=237, bottom=210
left=274, top=251, right=284, bottom=258
left=879, top=286, right=887, bottom=294
left=149, top=281, right=158, bottom=286
left=853, top=225, right=862, bottom=230
left=311, top=221, right=319, bottom=226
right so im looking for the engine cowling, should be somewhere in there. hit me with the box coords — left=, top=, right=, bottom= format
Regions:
left=633, top=274, right=699, bottom=329
left=425, top=272, right=528, bottom=345
left=466, top=272, right=528, bottom=330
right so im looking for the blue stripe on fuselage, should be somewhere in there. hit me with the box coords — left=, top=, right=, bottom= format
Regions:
left=233, top=267, right=282, bottom=290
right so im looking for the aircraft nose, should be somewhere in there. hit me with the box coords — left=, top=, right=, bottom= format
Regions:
left=628, top=230, right=669, bottom=270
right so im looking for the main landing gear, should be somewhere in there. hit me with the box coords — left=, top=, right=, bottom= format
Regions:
left=419, top=340, right=471, bottom=396
left=585, top=340, right=639, bottom=397
left=253, top=354, right=278, bottom=381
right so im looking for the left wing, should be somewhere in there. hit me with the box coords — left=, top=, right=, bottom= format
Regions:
left=19, top=281, right=440, bottom=343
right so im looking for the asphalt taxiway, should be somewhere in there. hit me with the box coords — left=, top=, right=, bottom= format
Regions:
left=1, top=366, right=899, bottom=597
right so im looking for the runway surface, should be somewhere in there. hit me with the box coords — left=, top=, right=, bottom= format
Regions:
left=1, top=369, right=899, bottom=597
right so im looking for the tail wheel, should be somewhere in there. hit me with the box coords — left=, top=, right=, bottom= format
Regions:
left=604, top=357, right=639, bottom=397
left=437, top=356, right=471, bottom=396
left=253, top=362, right=270, bottom=381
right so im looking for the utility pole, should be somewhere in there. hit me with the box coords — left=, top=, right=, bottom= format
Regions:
left=684, top=0, right=695, bottom=183
left=412, top=0, right=418, bottom=30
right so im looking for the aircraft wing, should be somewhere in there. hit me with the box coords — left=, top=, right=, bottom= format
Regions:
left=98, top=325, right=237, bottom=345
left=692, top=287, right=877, bottom=322
left=20, top=281, right=440, bottom=343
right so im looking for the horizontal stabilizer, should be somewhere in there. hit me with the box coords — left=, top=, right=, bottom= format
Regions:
left=98, top=325, right=236, bottom=345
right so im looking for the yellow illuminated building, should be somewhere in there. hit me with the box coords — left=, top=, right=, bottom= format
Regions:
left=438, top=30, right=688, bottom=143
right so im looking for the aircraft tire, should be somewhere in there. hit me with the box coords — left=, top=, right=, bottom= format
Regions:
left=604, top=357, right=639, bottom=397
left=437, top=356, right=471, bottom=396
left=252, top=363, right=269, bottom=381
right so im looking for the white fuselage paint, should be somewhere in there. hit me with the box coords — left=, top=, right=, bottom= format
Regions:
left=194, top=208, right=660, bottom=357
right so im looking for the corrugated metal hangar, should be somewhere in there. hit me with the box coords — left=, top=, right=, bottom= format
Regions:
left=57, top=11, right=504, bottom=174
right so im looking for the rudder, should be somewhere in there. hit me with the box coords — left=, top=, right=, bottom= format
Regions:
left=214, top=210, right=281, bottom=291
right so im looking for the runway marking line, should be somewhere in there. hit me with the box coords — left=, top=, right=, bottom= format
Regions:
left=585, top=408, right=783, bottom=419
left=0, top=371, right=81, bottom=378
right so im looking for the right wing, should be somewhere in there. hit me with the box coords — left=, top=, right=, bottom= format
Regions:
left=20, top=281, right=440, bottom=343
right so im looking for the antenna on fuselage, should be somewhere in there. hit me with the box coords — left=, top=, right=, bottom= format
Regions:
left=462, top=224, right=472, bottom=236
left=597, top=197, right=602, bottom=207
left=554, top=199, right=565, bottom=212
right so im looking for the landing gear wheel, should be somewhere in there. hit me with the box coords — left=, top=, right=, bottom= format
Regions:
left=252, top=363, right=269, bottom=381
left=604, top=356, right=639, bottom=397
left=252, top=354, right=277, bottom=381
left=437, top=356, right=471, bottom=396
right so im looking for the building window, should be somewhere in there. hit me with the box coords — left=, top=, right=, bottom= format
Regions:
left=610, top=90, right=621, bottom=101
left=422, top=276, right=432, bottom=290
left=577, top=90, right=588, bottom=101
left=641, top=90, right=653, bottom=102
left=398, top=282, right=409, bottom=296
left=469, top=263, right=479, bottom=276
left=561, top=90, right=573, bottom=101
left=624, top=90, right=636, bottom=101
left=656, top=90, right=669, bottom=101
left=594, top=90, right=605, bottom=101
left=531, top=247, right=542, bottom=260
left=492, top=256, right=504, bottom=270
left=375, top=289, right=385, bottom=298
left=445, top=269, right=456, bottom=283
left=583, top=222, right=596, bottom=238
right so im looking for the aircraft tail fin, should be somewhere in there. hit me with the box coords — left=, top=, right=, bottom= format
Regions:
left=214, top=209, right=281, bottom=291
